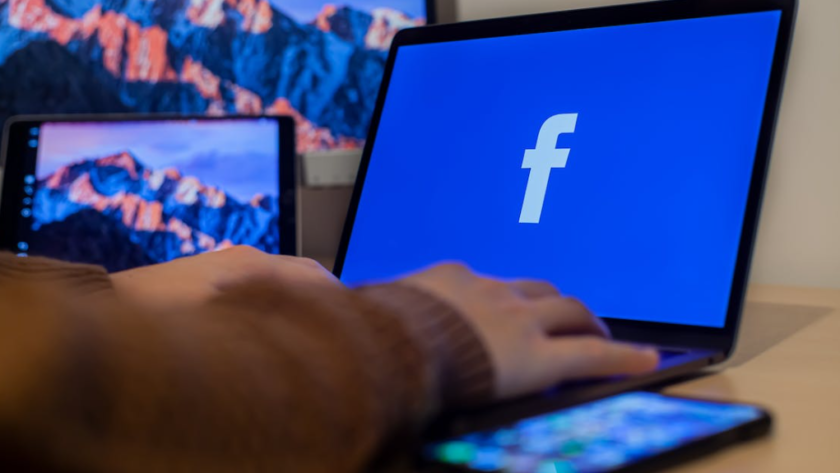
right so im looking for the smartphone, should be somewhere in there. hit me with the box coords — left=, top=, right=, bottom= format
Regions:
left=423, top=391, right=771, bottom=473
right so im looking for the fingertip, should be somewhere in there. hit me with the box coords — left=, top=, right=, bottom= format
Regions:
left=629, top=347, right=661, bottom=373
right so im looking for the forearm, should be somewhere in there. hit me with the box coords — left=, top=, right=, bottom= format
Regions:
left=0, top=255, right=492, bottom=473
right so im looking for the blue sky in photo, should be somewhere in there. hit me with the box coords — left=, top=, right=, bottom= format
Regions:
left=37, top=120, right=280, bottom=202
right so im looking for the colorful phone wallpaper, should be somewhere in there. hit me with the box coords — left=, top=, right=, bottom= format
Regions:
left=0, top=0, right=428, bottom=153
left=427, top=392, right=765, bottom=473
left=30, top=120, right=280, bottom=271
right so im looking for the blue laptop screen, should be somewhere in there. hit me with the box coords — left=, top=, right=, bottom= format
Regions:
left=340, top=11, right=782, bottom=328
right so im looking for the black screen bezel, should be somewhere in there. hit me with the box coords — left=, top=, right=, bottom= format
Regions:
left=0, top=113, right=297, bottom=261
left=332, top=0, right=798, bottom=357
left=422, top=392, right=773, bottom=473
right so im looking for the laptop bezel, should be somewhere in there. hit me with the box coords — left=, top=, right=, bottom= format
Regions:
left=334, top=0, right=797, bottom=358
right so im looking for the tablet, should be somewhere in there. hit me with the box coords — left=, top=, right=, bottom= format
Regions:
left=0, top=115, right=296, bottom=271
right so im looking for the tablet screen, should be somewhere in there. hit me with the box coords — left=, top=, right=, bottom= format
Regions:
left=5, top=117, right=287, bottom=271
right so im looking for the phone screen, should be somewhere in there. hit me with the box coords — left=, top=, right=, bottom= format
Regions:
left=425, top=392, right=766, bottom=473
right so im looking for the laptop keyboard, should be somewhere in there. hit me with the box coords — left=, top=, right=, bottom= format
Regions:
left=657, top=348, right=690, bottom=361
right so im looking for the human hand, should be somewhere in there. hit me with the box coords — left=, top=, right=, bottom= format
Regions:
left=111, top=246, right=339, bottom=310
left=399, top=264, right=659, bottom=400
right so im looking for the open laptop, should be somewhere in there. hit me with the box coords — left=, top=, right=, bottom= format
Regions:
left=333, top=0, right=797, bottom=433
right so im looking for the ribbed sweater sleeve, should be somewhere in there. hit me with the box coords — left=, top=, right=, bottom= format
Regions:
left=0, top=253, right=112, bottom=294
left=0, top=253, right=493, bottom=473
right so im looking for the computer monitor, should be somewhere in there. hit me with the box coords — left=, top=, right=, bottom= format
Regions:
left=0, top=0, right=435, bottom=160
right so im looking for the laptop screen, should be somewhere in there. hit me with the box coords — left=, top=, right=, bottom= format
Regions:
left=340, top=11, right=782, bottom=328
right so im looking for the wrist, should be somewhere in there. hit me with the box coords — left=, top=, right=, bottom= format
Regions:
left=357, top=283, right=494, bottom=409
left=0, top=253, right=112, bottom=297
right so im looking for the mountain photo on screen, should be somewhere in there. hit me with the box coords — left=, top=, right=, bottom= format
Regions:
left=31, top=120, right=281, bottom=272
left=0, top=0, right=427, bottom=152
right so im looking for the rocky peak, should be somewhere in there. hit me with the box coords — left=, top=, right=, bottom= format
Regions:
left=95, top=151, right=142, bottom=179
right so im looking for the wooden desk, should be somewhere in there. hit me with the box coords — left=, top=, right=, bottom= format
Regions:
left=666, top=285, right=840, bottom=472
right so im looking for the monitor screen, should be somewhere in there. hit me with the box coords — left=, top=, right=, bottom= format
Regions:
left=0, top=0, right=430, bottom=154
left=339, top=11, right=782, bottom=328
left=19, top=118, right=282, bottom=272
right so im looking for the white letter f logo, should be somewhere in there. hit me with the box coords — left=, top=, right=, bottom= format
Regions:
left=519, top=113, right=578, bottom=224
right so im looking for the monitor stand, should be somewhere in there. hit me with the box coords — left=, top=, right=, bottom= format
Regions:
left=300, top=148, right=362, bottom=188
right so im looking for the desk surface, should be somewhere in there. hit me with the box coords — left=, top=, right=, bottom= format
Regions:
left=665, top=285, right=840, bottom=472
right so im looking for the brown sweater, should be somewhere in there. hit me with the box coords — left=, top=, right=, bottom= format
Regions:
left=0, top=254, right=493, bottom=473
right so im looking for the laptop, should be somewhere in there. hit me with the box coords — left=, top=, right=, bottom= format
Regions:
left=333, top=0, right=797, bottom=434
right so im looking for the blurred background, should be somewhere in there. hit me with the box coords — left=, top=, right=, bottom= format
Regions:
left=0, top=0, right=837, bottom=289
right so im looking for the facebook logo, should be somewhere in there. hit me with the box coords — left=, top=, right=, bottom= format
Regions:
left=519, top=113, right=578, bottom=224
